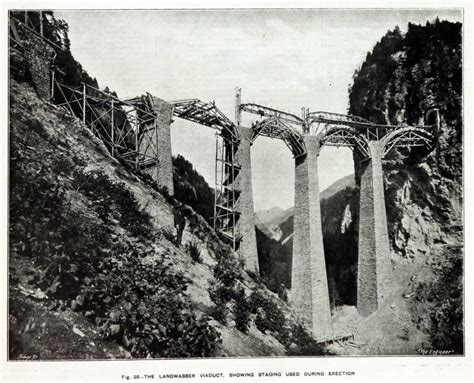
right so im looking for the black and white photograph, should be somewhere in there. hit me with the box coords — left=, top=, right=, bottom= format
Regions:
left=2, top=2, right=471, bottom=382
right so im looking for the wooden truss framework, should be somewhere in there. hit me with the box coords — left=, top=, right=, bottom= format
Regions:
left=10, top=12, right=64, bottom=52
left=169, top=98, right=242, bottom=250
left=310, top=114, right=388, bottom=141
left=240, top=96, right=437, bottom=161
left=309, top=111, right=434, bottom=143
left=381, top=127, right=436, bottom=157
left=214, top=134, right=241, bottom=249
left=250, top=116, right=306, bottom=157
left=171, top=99, right=238, bottom=141
left=240, top=102, right=307, bottom=158
left=317, top=125, right=371, bottom=158
left=9, top=14, right=59, bottom=81
left=19, top=11, right=45, bottom=37
left=53, top=76, right=244, bottom=249
left=53, top=79, right=161, bottom=177
left=310, top=113, right=436, bottom=158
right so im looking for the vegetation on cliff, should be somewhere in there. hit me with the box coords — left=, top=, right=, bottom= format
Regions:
left=9, top=9, right=463, bottom=357
left=255, top=227, right=291, bottom=300
left=173, top=154, right=215, bottom=224
left=9, top=78, right=328, bottom=358
left=9, top=82, right=221, bottom=358
left=10, top=10, right=99, bottom=90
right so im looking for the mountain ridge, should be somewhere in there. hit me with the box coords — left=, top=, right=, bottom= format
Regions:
left=255, top=174, right=355, bottom=241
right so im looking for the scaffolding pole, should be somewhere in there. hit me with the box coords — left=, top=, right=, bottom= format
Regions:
left=82, top=83, right=86, bottom=124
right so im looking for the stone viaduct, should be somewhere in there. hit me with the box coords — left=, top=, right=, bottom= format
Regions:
left=11, top=11, right=439, bottom=340
left=70, top=84, right=437, bottom=339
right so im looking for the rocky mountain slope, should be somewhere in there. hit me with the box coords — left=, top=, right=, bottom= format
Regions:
left=8, top=83, right=325, bottom=358
left=255, top=207, right=285, bottom=226
left=255, top=174, right=356, bottom=305
left=9, top=10, right=333, bottom=358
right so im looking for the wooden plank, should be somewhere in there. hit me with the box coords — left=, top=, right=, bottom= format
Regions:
left=10, top=22, right=22, bottom=46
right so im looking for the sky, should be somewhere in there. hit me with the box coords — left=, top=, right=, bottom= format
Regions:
left=55, top=8, right=462, bottom=211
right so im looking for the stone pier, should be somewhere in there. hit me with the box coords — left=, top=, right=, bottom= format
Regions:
left=148, top=96, right=174, bottom=195
left=357, top=140, right=392, bottom=316
left=291, top=135, right=332, bottom=338
left=236, top=126, right=259, bottom=273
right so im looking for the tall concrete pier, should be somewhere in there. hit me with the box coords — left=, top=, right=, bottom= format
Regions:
left=291, top=135, right=332, bottom=338
left=357, top=140, right=392, bottom=316
left=236, top=126, right=259, bottom=273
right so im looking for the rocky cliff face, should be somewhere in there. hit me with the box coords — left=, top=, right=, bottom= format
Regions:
left=350, top=21, right=462, bottom=260
left=347, top=19, right=463, bottom=352
left=350, top=20, right=462, bottom=254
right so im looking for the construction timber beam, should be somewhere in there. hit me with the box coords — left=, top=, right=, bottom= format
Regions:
left=240, top=102, right=305, bottom=127
left=171, top=98, right=238, bottom=141
left=10, top=13, right=65, bottom=52
left=308, top=111, right=371, bottom=124
left=214, top=132, right=242, bottom=251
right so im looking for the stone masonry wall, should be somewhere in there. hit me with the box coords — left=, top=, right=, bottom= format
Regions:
left=24, top=32, right=54, bottom=100
left=236, top=126, right=259, bottom=273
left=150, top=96, right=174, bottom=194
left=357, top=140, right=392, bottom=316
left=291, top=135, right=332, bottom=338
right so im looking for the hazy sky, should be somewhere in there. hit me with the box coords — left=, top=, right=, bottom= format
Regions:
left=55, top=8, right=462, bottom=210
